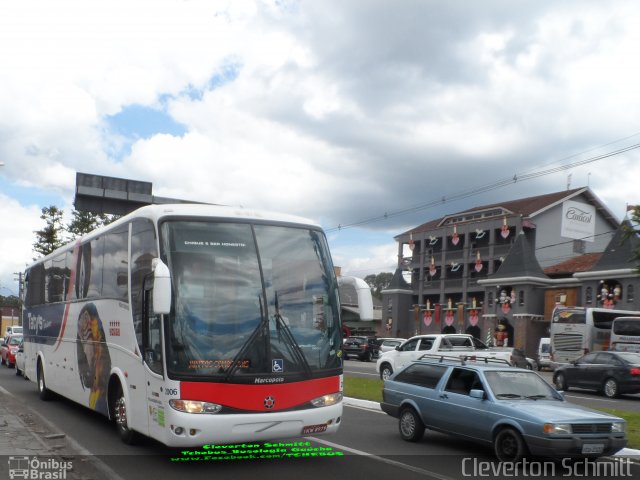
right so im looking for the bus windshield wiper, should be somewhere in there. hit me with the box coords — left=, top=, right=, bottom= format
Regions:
left=223, top=297, right=268, bottom=382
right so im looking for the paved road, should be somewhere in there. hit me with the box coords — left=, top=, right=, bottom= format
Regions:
left=343, top=358, right=640, bottom=412
left=1, top=363, right=639, bottom=480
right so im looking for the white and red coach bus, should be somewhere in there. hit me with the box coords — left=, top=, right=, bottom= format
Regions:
left=22, top=204, right=343, bottom=447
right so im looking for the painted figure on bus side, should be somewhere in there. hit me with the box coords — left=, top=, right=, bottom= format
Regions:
left=77, top=303, right=111, bottom=415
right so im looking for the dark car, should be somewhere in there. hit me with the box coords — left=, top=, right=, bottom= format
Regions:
left=343, top=336, right=380, bottom=362
left=553, top=351, right=640, bottom=398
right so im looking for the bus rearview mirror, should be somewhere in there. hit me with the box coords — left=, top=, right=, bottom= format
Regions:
left=153, top=259, right=171, bottom=315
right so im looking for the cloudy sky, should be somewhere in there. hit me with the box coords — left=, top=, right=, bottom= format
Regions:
left=1, top=0, right=640, bottom=296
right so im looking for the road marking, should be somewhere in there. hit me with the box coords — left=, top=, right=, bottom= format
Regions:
left=307, top=435, right=458, bottom=480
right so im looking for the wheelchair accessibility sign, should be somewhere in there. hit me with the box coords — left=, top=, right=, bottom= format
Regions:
left=272, top=359, right=284, bottom=373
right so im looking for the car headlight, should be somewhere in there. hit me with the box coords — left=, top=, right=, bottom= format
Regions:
left=169, top=399, right=222, bottom=414
left=611, top=422, right=626, bottom=433
left=543, top=423, right=572, bottom=434
left=310, top=392, right=343, bottom=407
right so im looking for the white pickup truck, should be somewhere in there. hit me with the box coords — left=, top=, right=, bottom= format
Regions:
left=375, top=333, right=515, bottom=379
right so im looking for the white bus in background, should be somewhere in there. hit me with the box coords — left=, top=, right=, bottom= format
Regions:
left=610, top=316, right=640, bottom=353
left=22, top=204, right=344, bottom=447
left=550, top=306, right=640, bottom=364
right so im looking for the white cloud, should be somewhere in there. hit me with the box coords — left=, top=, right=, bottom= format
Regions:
left=0, top=195, right=42, bottom=294
left=2, top=0, right=640, bottom=283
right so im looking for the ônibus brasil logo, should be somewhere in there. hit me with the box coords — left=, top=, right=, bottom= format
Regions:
left=8, top=456, right=72, bottom=480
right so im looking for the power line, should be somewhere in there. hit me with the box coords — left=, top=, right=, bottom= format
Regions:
left=326, top=142, right=640, bottom=233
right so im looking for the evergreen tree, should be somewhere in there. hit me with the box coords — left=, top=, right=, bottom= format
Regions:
left=67, top=210, right=121, bottom=239
left=625, top=206, right=640, bottom=273
left=33, top=205, right=65, bottom=257
left=364, top=272, right=394, bottom=299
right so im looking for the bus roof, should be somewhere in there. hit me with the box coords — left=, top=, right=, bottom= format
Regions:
left=27, top=203, right=321, bottom=268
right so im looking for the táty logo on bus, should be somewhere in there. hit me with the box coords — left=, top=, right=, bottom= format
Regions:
left=8, top=456, right=72, bottom=480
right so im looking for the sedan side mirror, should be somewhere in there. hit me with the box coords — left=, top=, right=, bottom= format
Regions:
left=470, top=389, right=486, bottom=400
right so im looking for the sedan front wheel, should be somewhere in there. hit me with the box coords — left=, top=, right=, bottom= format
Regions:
left=603, top=378, right=619, bottom=398
left=494, top=428, right=528, bottom=462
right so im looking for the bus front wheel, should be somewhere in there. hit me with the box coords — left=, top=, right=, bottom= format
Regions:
left=111, top=382, right=139, bottom=445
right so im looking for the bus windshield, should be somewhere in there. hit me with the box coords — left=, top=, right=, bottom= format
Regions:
left=161, top=220, right=342, bottom=381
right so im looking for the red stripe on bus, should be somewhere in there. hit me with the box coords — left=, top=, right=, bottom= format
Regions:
left=180, top=376, right=340, bottom=411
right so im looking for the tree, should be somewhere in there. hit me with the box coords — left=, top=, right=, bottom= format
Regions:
left=364, top=272, right=394, bottom=299
left=67, top=210, right=120, bottom=239
left=625, top=206, right=640, bottom=272
left=33, top=206, right=121, bottom=259
left=33, top=205, right=65, bottom=258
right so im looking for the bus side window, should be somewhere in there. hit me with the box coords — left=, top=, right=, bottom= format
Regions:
left=143, top=283, right=163, bottom=375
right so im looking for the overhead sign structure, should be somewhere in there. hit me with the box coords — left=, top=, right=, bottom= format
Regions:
left=74, top=172, right=210, bottom=215
left=561, top=200, right=596, bottom=242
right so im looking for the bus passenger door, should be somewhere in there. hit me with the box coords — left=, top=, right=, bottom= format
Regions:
left=143, top=285, right=167, bottom=442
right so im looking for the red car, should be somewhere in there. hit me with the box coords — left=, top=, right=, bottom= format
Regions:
left=1, top=334, right=23, bottom=367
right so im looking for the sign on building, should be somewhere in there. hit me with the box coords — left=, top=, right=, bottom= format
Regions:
left=561, top=200, right=595, bottom=242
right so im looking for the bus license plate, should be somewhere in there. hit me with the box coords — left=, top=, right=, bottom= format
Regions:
left=582, top=444, right=604, bottom=454
left=302, top=424, right=327, bottom=434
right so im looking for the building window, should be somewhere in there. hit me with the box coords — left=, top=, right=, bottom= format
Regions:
left=572, top=239, right=585, bottom=254
left=628, top=285, right=635, bottom=303
left=585, top=286, right=593, bottom=304
left=518, top=290, right=524, bottom=306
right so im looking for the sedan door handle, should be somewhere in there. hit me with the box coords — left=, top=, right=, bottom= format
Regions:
left=439, top=393, right=448, bottom=399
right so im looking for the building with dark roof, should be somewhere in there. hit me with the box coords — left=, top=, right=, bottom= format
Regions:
left=381, top=187, right=640, bottom=355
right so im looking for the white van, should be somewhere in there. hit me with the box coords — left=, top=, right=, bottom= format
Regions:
left=610, top=316, right=640, bottom=353
left=4, top=325, right=22, bottom=338
left=536, top=337, right=552, bottom=371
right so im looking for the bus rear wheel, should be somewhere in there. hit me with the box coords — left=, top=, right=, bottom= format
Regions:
left=37, top=361, right=52, bottom=401
left=111, top=383, right=139, bottom=445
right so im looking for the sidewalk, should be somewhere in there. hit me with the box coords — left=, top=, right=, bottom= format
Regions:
left=0, top=386, right=116, bottom=480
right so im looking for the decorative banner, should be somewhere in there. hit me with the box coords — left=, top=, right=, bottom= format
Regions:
left=468, top=309, right=479, bottom=326
left=450, top=261, right=461, bottom=272
left=408, top=233, right=415, bottom=251
left=445, top=309, right=455, bottom=326
left=429, top=236, right=438, bottom=245
left=451, top=225, right=460, bottom=246
left=474, top=228, right=486, bottom=239
left=501, top=217, right=510, bottom=239
left=501, top=302, right=511, bottom=314
left=423, top=310, right=432, bottom=327
left=499, top=288, right=512, bottom=314
left=429, top=256, right=437, bottom=277
left=474, top=251, right=483, bottom=273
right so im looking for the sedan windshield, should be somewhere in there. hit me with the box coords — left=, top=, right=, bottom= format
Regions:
left=485, top=371, right=562, bottom=400
left=162, top=220, right=342, bottom=381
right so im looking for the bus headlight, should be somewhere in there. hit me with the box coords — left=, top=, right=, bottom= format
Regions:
left=543, top=423, right=571, bottom=434
left=310, top=392, right=343, bottom=407
left=169, top=399, right=222, bottom=414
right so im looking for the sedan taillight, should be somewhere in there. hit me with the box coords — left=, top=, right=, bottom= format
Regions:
left=629, top=368, right=640, bottom=376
